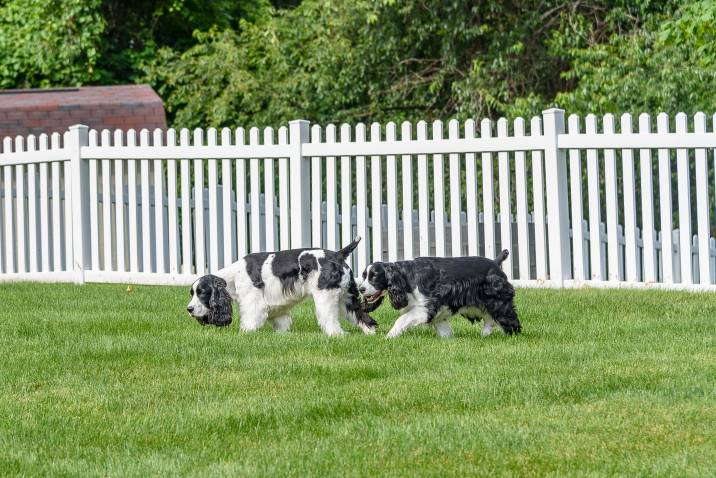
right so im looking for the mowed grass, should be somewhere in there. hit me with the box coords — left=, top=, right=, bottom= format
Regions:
left=0, top=283, right=714, bottom=477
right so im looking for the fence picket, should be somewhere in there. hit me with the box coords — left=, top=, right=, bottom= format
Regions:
left=220, top=128, right=233, bottom=267
left=675, top=113, right=692, bottom=284
left=386, top=122, right=399, bottom=262
left=639, top=114, right=657, bottom=283
left=448, top=120, right=462, bottom=258
left=340, top=124, right=353, bottom=249
left=355, top=123, right=368, bottom=272
left=694, top=112, right=711, bottom=284
left=263, top=127, right=276, bottom=252
left=325, top=125, right=337, bottom=251
left=193, top=128, right=206, bottom=273
left=603, top=114, right=620, bottom=281
left=3, top=137, right=13, bottom=273
left=567, top=115, right=585, bottom=281
left=167, top=129, right=179, bottom=273
left=531, top=117, right=547, bottom=280
left=370, top=122, right=383, bottom=263
left=417, top=121, right=431, bottom=257
left=140, top=129, right=152, bottom=273
left=497, top=118, right=512, bottom=276
left=463, top=120, right=479, bottom=257
left=432, top=120, right=446, bottom=257
left=127, top=129, right=139, bottom=273
left=58, top=132, right=71, bottom=271
left=621, top=113, right=638, bottom=282
left=585, top=115, right=603, bottom=280
left=278, top=127, right=289, bottom=251
left=657, top=114, right=674, bottom=284
left=514, top=118, right=529, bottom=279
left=401, top=121, right=414, bottom=260
left=110, top=130, right=124, bottom=272
left=481, top=119, right=495, bottom=259
left=311, top=125, right=322, bottom=248
left=180, top=129, right=192, bottom=274
left=249, top=127, right=261, bottom=253
left=235, top=128, right=248, bottom=257
left=27, top=135, right=38, bottom=273
left=153, top=128, right=166, bottom=273
left=14, top=137, right=25, bottom=273
left=207, top=128, right=219, bottom=272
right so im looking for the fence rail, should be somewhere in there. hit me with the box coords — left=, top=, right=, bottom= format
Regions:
left=2, top=109, right=716, bottom=290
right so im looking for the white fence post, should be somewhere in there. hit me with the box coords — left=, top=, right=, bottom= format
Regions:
left=289, top=120, right=311, bottom=248
left=67, top=124, right=90, bottom=284
left=542, top=108, right=572, bottom=285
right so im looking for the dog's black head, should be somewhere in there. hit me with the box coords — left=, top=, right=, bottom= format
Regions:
left=187, top=275, right=233, bottom=326
left=359, top=262, right=410, bottom=311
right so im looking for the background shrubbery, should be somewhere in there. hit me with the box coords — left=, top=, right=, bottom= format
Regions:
left=1, top=0, right=714, bottom=128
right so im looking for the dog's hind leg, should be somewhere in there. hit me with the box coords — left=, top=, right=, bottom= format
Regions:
left=312, top=289, right=345, bottom=336
left=433, top=319, right=453, bottom=338
left=269, top=315, right=292, bottom=333
left=239, top=294, right=269, bottom=332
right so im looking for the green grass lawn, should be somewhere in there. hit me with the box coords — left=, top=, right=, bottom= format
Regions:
left=0, top=283, right=714, bottom=477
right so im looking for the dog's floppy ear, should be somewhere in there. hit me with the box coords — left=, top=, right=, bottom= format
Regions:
left=386, top=265, right=409, bottom=310
left=207, top=276, right=232, bottom=326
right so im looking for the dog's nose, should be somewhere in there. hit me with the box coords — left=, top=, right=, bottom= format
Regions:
left=187, top=306, right=194, bottom=313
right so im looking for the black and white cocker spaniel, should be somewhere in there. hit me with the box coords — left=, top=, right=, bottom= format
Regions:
left=359, top=250, right=520, bottom=338
left=186, top=237, right=377, bottom=336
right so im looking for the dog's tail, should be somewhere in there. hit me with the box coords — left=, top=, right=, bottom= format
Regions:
left=337, top=236, right=361, bottom=259
left=495, top=249, right=509, bottom=267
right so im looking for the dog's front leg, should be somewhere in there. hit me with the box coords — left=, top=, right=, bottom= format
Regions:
left=312, top=289, right=345, bottom=337
left=386, top=306, right=429, bottom=338
left=269, top=315, right=292, bottom=333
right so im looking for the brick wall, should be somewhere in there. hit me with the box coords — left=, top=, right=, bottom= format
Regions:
left=0, top=85, right=167, bottom=140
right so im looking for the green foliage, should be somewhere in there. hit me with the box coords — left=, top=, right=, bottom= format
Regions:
left=1, top=0, right=714, bottom=127
left=557, top=0, right=716, bottom=117
left=0, top=0, right=106, bottom=88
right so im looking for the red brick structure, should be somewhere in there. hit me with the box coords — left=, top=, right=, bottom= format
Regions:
left=0, top=84, right=166, bottom=139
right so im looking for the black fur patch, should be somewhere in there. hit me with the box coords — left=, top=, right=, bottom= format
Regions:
left=193, top=274, right=233, bottom=326
left=244, top=252, right=269, bottom=288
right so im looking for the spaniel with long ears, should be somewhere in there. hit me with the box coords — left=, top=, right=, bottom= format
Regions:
left=359, top=250, right=520, bottom=338
left=187, top=237, right=377, bottom=336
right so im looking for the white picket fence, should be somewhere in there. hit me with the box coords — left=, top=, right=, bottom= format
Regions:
left=1, top=108, right=716, bottom=290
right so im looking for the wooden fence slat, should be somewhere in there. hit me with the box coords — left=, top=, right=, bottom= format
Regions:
left=236, top=128, right=248, bottom=258
left=355, top=123, right=368, bottom=272
left=193, top=128, right=206, bottom=273
left=167, top=129, right=179, bottom=273
left=207, top=128, right=219, bottom=272
left=694, top=112, right=711, bottom=284
left=567, top=115, right=585, bottom=281
left=638, top=114, right=657, bottom=283
left=657, top=114, right=674, bottom=284
left=220, top=128, right=233, bottom=267
left=340, top=124, right=353, bottom=249
left=675, top=113, right=692, bottom=284
left=370, top=122, right=383, bottom=263
left=464, top=119, right=479, bottom=257
left=448, top=119, right=462, bottom=257
left=153, top=128, right=166, bottom=273
left=497, top=118, right=512, bottom=277
left=263, top=127, right=276, bottom=252
left=26, top=135, right=38, bottom=273
left=416, top=121, right=430, bottom=257
left=325, top=125, right=338, bottom=251
left=179, top=130, right=192, bottom=274
left=432, top=120, right=445, bottom=257
left=401, top=121, right=414, bottom=260
left=621, top=113, right=639, bottom=282
left=249, top=127, right=261, bottom=253
left=386, top=122, right=399, bottom=262
left=481, top=119, right=495, bottom=259
left=603, top=114, right=620, bottom=281
left=311, top=125, right=322, bottom=248
left=530, top=117, right=547, bottom=280
left=113, top=130, right=126, bottom=272
left=127, top=130, right=139, bottom=273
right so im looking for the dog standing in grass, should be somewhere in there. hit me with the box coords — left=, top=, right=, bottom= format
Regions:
left=186, top=237, right=377, bottom=336
left=359, top=250, right=520, bottom=338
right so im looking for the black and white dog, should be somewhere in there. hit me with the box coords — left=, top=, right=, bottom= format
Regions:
left=186, top=237, right=377, bottom=336
left=359, top=250, right=520, bottom=338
